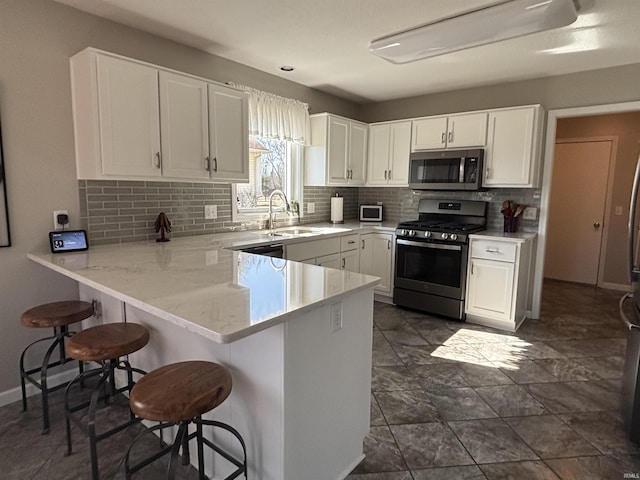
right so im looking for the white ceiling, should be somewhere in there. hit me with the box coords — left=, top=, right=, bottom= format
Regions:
left=52, top=0, right=640, bottom=103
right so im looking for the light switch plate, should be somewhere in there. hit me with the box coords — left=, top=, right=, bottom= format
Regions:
left=307, top=202, right=315, bottom=214
left=523, top=207, right=537, bottom=220
left=204, top=205, right=217, bottom=220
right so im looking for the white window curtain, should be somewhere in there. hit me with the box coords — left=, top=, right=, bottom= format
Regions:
left=228, top=83, right=310, bottom=145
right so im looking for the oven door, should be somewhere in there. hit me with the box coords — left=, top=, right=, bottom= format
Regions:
left=394, top=238, right=468, bottom=300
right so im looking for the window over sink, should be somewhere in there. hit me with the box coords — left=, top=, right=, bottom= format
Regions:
left=231, top=135, right=303, bottom=222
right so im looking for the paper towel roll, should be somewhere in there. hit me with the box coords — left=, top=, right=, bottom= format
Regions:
left=331, top=195, right=344, bottom=224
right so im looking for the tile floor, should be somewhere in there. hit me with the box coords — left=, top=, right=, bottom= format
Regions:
left=346, top=279, right=640, bottom=480
left=2, top=279, right=639, bottom=479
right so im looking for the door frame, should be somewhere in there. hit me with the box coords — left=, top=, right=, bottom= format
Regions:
left=551, top=136, right=618, bottom=288
left=531, top=100, right=640, bottom=319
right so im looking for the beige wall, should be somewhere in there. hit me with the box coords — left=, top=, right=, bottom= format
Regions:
left=555, top=113, right=640, bottom=286
left=358, top=64, right=640, bottom=122
left=0, top=0, right=358, bottom=394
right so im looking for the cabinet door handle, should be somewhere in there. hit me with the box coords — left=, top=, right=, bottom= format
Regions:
left=388, top=169, right=391, bottom=180
left=387, top=240, right=391, bottom=250
left=485, top=248, right=501, bottom=253
left=362, top=239, right=365, bottom=249
left=205, top=156, right=211, bottom=171
left=342, top=258, right=346, bottom=269
left=448, top=130, right=453, bottom=143
left=441, top=132, right=446, bottom=144
left=347, top=240, right=355, bottom=245
left=155, top=152, right=161, bottom=169
left=212, top=157, right=218, bottom=172
left=384, top=170, right=387, bottom=180
left=471, top=262, right=474, bottom=275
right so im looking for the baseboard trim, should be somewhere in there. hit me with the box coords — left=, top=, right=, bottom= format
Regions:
left=599, top=281, right=631, bottom=292
left=0, top=369, right=78, bottom=408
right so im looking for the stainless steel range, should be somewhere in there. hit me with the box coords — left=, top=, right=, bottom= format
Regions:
left=393, top=199, right=487, bottom=320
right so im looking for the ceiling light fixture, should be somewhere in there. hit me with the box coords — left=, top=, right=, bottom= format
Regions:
left=369, top=0, right=579, bottom=64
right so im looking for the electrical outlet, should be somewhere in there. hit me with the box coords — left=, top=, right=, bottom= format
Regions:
left=204, top=205, right=217, bottom=220
left=522, top=207, right=537, bottom=220
left=307, top=202, right=315, bottom=214
left=53, top=210, right=69, bottom=230
left=330, top=303, right=342, bottom=332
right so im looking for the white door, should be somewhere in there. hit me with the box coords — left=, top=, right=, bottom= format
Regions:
left=467, top=258, right=515, bottom=320
left=96, top=55, right=161, bottom=177
left=360, top=233, right=392, bottom=293
left=411, top=116, right=447, bottom=150
left=348, top=121, right=368, bottom=185
left=367, top=124, right=391, bottom=185
left=545, top=140, right=613, bottom=284
left=327, top=117, right=349, bottom=184
left=208, top=84, right=249, bottom=182
left=447, top=112, right=487, bottom=148
left=387, top=122, right=412, bottom=185
left=159, top=72, right=209, bottom=179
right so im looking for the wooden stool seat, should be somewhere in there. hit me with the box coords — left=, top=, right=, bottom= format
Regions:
left=130, top=361, right=232, bottom=423
left=66, top=323, right=150, bottom=362
left=21, top=300, right=94, bottom=328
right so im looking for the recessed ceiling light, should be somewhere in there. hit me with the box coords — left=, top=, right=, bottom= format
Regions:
left=280, top=65, right=295, bottom=72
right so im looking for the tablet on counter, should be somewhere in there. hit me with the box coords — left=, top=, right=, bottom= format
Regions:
left=49, top=229, right=88, bottom=253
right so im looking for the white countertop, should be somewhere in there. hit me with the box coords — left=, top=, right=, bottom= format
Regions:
left=28, top=230, right=381, bottom=344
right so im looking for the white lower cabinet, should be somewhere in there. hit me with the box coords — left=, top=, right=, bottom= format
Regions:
left=285, top=234, right=359, bottom=272
left=360, top=232, right=394, bottom=295
left=465, top=235, right=535, bottom=331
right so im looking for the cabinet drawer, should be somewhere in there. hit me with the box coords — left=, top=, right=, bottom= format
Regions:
left=286, top=237, right=341, bottom=261
left=340, top=234, right=359, bottom=251
left=470, top=239, right=517, bottom=262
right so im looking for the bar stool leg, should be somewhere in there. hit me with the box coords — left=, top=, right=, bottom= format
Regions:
left=167, top=423, right=188, bottom=480
left=196, top=419, right=205, bottom=480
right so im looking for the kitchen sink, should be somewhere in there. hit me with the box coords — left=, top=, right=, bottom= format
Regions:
left=274, top=227, right=317, bottom=235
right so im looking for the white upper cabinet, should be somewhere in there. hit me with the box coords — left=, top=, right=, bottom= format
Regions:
left=483, top=105, right=542, bottom=188
left=207, top=83, right=250, bottom=182
left=93, top=54, right=162, bottom=178
left=411, top=112, right=487, bottom=151
left=159, top=71, right=210, bottom=179
left=305, top=113, right=368, bottom=186
left=70, top=48, right=249, bottom=183
left=367, top=121, right=411, bottom=186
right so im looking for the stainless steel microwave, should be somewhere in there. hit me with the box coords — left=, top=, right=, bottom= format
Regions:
left=409, top=149, right=484, bottom=191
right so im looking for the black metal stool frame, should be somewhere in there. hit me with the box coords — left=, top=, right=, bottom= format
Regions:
left=64, top=357, right=146, bottom=480
left=125, top=415, right=248, bottom=480
left=19, top=324, right=84, bottom=434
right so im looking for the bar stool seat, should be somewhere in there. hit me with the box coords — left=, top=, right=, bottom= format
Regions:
left=19, top=300, right=94, bottom=434
left=125, top=361, right=247, bottom=480
left=65, top=322, right=149, bottom=480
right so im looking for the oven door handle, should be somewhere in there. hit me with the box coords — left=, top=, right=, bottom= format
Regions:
left=396, top=239, right=462, bottom=251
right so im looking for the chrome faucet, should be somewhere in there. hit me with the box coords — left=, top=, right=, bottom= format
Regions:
left=268, top=189, right=290, bottom=230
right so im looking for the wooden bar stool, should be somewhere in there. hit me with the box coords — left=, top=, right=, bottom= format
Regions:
left=124, top=361, right=247, bottom=480
left=64, top=322, right=150, bottom=480
left=19, top=300, right=95, bottom=434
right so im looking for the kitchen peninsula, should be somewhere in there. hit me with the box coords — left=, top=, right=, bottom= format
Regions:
left=28, top=234, right=379, bottom=480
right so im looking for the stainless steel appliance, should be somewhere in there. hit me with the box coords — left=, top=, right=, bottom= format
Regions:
left=239, top=243, right=284, bottom=258
left=394, top=199, right=487, bottom=319
left=620, top=154, right=640, bottom=443
left=409, top=149, right=484, bottom=191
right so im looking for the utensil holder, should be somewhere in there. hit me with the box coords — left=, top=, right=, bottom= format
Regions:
left=503, top=216, right=518, bottom=233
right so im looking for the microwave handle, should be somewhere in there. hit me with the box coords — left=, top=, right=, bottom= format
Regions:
left=459, top=157, right=465, bottom=183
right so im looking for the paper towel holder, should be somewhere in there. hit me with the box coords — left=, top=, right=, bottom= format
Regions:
left=331, top=193, right=344, bottom=224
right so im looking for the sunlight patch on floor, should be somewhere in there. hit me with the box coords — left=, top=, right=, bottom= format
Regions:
left=431, top=328, right=531, bottom=370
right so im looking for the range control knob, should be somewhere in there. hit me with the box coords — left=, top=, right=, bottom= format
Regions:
left=441, top=232, right=449, bottom=240
left=424, top=231, right=432, bottom=238
left=450, top=233, right=458, bottom=241
left=401, top=229, right=409, bottom=236
left=409, top=230, right=417, bottom=237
